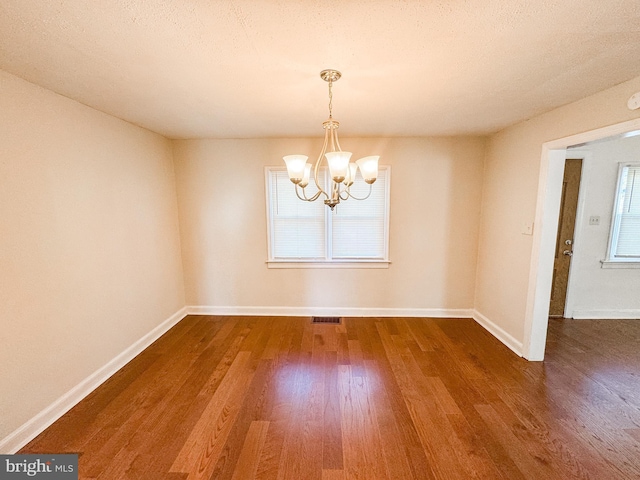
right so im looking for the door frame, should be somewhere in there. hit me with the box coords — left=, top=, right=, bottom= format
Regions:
left=522, top=117, right=640, bottom=361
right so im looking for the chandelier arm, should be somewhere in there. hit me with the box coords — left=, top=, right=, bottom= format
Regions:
left=294, top=184, right=317, bottom=201
left=334, top=129, right=343, bottom=152
left=294, top=184, right=308, bottom=201
left=338, top=182, right=349, bottom=201
left=343, top=183, right=373, bottom=201
left=297, top=182, right=326, bottom=202
left=329, top=127, right=337, bottom=152
left=312, top=128, right=331, bottom=199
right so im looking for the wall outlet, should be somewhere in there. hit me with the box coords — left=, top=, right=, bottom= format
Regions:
left=589, top=216, right=600, bottom=226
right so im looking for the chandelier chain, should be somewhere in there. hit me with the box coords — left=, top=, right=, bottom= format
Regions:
left=328, top=80, right=333, bottom=118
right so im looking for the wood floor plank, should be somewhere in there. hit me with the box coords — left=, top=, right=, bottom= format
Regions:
left=475, top=403, right=551, bottom=479
left=322, top=351, right=344, bottom=471
left=338, top=365, right=388, bottom=480
left=275, top=326, right=322, bottom=480
left=208, top=359, right=275, bottom=480
left=491, top=378, right=619, bottom=478
left=365, top=320, right=435, bottom=480
left=347, top=339, right=364, bottom=377
left=445, top=412, right=508, bottom=479
left=424, top=376, right=462, bottom=415
left=254, top=406, right=287, bottom=480
left=322, top=469, right=345, bottom=480
left=261, top=318, right=288, bottom=360
left=363, top=360, right=416, bottom=480
left=254, top=321, right=304, bottom=480
left=230, top=420, right=270, bottom=480
left=19, top=316, right=640, bottom=479
left=376, top=322, right=470, bottom=479
left=170, top=350, right=255, bottom=478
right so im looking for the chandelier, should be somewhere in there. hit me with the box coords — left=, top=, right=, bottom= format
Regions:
left=283, top=69, right=380, bottom=210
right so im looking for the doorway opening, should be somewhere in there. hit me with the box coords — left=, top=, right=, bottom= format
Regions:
left=522, top=117, right=640, bottom=361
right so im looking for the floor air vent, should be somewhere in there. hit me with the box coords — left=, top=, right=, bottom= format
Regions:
left=312, top=316, right=342, bottom=324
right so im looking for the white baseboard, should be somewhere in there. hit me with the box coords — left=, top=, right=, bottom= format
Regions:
left=0, top=307, right=188, bottom=454
left=571, top=309, right=640, bottom=319
left=186, top=305, right=475, bottom=318
left=472, top=310, right=523, bottom=357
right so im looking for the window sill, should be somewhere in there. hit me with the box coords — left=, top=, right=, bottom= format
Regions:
left=267, top=260, right=391, bottom=269
left=600, top=260, right=640, bottom=269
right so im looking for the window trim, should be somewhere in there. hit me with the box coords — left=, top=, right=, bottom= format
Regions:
left=603, top=162, right=640, bottom=268
left=265, top=260, right=390, bottom=269
left=265, top=166, right=391, bottom=268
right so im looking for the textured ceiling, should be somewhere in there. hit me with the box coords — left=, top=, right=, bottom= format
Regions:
left=1, top=1, right=639, bottom=139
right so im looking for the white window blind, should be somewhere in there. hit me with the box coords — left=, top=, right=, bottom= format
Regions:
left=269, top=169, right=326, bottom=259
left=332, top=169, right=388, bottom=259
left=265, top=166, right=390, bottom=265
left=609, top=164, right=640, bottom=259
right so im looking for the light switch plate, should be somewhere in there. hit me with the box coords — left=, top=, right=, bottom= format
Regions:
left=521, top=223, right=534, bottom=235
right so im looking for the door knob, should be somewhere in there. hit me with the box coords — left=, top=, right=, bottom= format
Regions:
left=563, top=250, right=573, bottom=257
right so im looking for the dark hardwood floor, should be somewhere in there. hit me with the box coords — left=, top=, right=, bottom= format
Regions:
left=20, top=316, right=640, bottom=479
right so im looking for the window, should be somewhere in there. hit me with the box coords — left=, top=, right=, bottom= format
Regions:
left=265, top=166, right=390, bottom=267
left=605, top=163, right=640, bottom=267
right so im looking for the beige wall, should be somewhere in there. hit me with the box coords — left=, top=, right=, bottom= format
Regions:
left=173, top=137, right=485, bottom=312
left=0, top=71, right=185, bottom=440
left=475, top=75, right=640, bottom=342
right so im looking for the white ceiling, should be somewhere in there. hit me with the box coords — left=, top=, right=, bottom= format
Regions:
left=1, top=1, right=639, bottom=139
